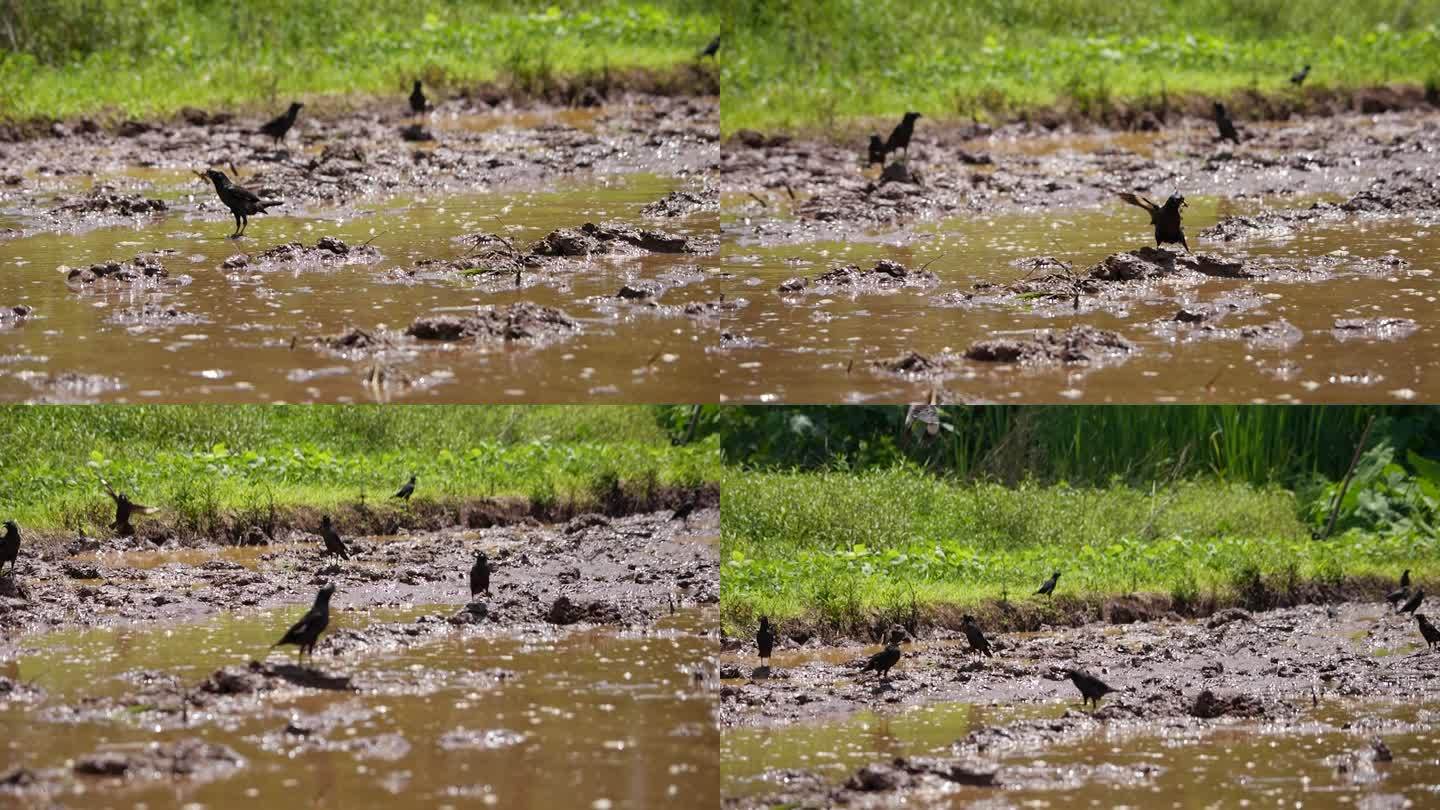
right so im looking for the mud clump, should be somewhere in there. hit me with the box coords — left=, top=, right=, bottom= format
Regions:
left=0, top=305, right=33, bottom=329
left=1332, top=317, right=1419, bottom=342
left=1189, top=689, right=1272, bottom=719
left=966, top=325, right=1133, bottom=366
left=1090, top=247, right=1249, bottom=281
left=641, top=188, right=718, bottom=218
left=50, top=188, right=166, bottom=218
left=1341, top=172, right=1440, bottom=215
left=546, top=595, right=624, bottom=625
left=73, top=738, right=244, bottom=781
left=530, top=222, right=713, bottom=257
left=225, top=236, right=381, bottom=271
left=407, top=303, right=579, bottom=345
left=779, top=259, right=938, bottom=295
left=64, top=253, right=179, bottom=290
left=1199, top=205, right=1340, bottom=241
left=107, top=302, right=205, bottom=329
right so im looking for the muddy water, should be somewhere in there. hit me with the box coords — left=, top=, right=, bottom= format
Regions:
left=0, top=172, right=721, bottom=402
left=719, top=197, right=1440, bottom=403
left=723, top=698, right=1440, bottom=807
left=1, top=606, right=718, bottom=808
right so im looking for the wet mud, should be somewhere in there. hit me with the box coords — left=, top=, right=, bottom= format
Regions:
left=719, top=599, right=1440, bottom=808
left=0, top=504, right=719, bottom=807
left=0, top=90, right=720, bottom=403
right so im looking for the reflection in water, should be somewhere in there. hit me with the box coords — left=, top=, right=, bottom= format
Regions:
left=720, top=196, right=1440, bottom=403
left=0, top=608, right=718, bottom=809
left=0, top=172, right=720, bottom=403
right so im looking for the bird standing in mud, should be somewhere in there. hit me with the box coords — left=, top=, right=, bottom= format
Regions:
left=671, top=498, right=697, bottom=525
left=99, top=477, right=157, bottom=537
left=392, top=474, right=417, bottom=501
left=0, top=520, right=20, bottom=576
left=857, top=625, right=909, bottom=680
left=318, top=516, right=350, bottom=559
left=1213, top=102, right=1240, bottom=144
left=273, top=584, right=336, bottom=666
left=259, top=101, right=304, bottom=146
left=699, top=35, right=720, bottom=59
left=1065, top=668, right=1119, bottom=708
left=867, top=134, right=887, bottom=168
left=961, top=614, right=994, bottom=657
left=1291, top=65, right=1311, bottom=87
left=409, top=80, right=428, bottom=117
left=1034, top=571, right=1061, bottom=598
left=470, top=551, right=490, bottom=598
left=1118, top=192, right=1189, bottom=252
left=883, top=112, right=922, bottom=162
left=199, top=169, right=282, bottom=238
left=1399, top=589, right=1425, bottom=615
left=757, top=615, right=775, bottom=667
left=1416, top=614, right=1440, bottom=650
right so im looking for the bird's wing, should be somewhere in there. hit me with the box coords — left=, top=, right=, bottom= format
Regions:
left=96, top=474, right=119, bottom=500
left=276, top=610, right=321, bottom=645
left=230, top=184, right=263, bottom=204
left=1117, top=192, right=1157, bottom=213
left=130, top=503, right=159, bottom=515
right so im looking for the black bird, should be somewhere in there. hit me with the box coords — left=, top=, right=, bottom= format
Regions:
left=858, top=643, right=902, bottom=679
left=99, top=477, right=156, bottom=537
left=1416, top=613, right=1440, bottom=650
left=272, top=584, right=336, bottom=665
left=700, top=35, right=720, bottom=59
left=1290, top=65, right=1311, bottom=87
left=1387, top=585, right=1411, bottom=610
left=201, top=169, right=282, bottom=238
left=409, top=81, right=428, bottom=116
left=1402, top=569, right=1412, bottom=588
left=961, top=614, right=994, bottom=657
left=0, top=520, right=19, bottom=576
left=671, top=499, right=697, bottom=525
left=392, top=474, right=417, bottom=501
left=757, top=616, right=775, bottom=666
left=259, top=101, right=304, bottom=146
left=1119, top=192, right=1189, bottom=251
left=867, top=134, right=887, bottom=167
left=1400, top=589, right=1425, bottom=615
left=883, top=112, right=922, bottom=161
left=1065, top=668, right=1119, bottom=708
left=470, top=551, right=490, bottom=598
left=318, top=516, right=350, bottom=559
left=1035, top=571, right=1060, bottom=597
left=1213, top=102, right=1240, bottom=144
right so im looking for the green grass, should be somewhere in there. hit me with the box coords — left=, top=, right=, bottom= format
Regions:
left=0, top=0, right=720, bottom=122
left=720, top=467, right=1439, bottom=633
left=723, top=0, right=1440, bottom=134
left=0, top=405, right=720, bottom=532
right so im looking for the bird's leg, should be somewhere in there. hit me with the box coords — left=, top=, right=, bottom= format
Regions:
left=231, top=213, right=242, bottom=238
left=240, top=215, right=248, bottom=236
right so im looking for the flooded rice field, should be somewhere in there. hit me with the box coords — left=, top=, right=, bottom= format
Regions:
left=718, top=109, right=1440, bottom=403
left=0, top=96, right=720, bottom=403
left=0, top=507, right=720, bottom=807
left=718, top=600, right=1440, bottom=807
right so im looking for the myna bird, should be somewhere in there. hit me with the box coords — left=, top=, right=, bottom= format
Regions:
left=1119, top=191, right=1189, bottom=251
left=867, top=134, right=887, bottom=167
left=1400, top=589, right=1425, bottom=615
left=1065, top=668, right=1119, bottom=708
left=259, top=101, right=304, bottom=146
left=318, top=515, right=350, bottom=559
left=99, top=476, right=157, bottom=537
left=1213, top=102, right=1240, bottom=144
left=392, top=474, right=416, bottom=501
left=1416, top=613, right=1440, bottom=650
left=757, top=616, right=775, bottom=666
left=272, top=584, right=336, bottom=665
left=961, top=614, right=994, bottom=657
left=470, top=551, right=490, bottom=598
left=0, top=520, right=19, bottom=575
left=1035, top=571, right=1060, bottom=597
left=409, top=80, right=428, bottom=116
left=883, top=112, right=922, bottom=161
left=699, top=35, right=720, bottom=59
left=1290, top=65, right=1311, bottom=87
left=199, top=169, right=282, bottom=238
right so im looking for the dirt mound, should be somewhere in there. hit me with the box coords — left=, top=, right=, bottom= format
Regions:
left=1332, top=317, right=1420, bottom=342
left=49, top=188, right=165, bottom=218
left=226, top=236, right=382, bottom=270
left=641, top=187, right=719, bottom=218
left=106, top=302, right=206, bottom=329
left=73, top=738, right=243, bottom=781
left=64, top=253, right=184, bottom=290
left=966, top=325, right=1133, bottom=365
left=778, top=259, right=939, bottom=295
left=406, top=303, right=579, bottom=344
left=530, top=221, right=715, bottom=257
left=0, top=305, right=33, bottom=329
left=545, top=595, right=625, bottom=625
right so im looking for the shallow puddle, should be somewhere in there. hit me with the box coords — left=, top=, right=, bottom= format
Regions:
left=722, top=697, right=1440, bottom=806
left=719, top=196, right=1440, bottom=403
left=0, top=171, right=721, bottom=402
left=0, top=607, right=718, bottom=808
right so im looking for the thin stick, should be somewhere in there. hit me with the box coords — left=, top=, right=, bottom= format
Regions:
left=1321, top=414, right=1377, bottom=540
